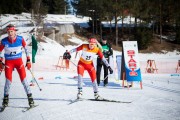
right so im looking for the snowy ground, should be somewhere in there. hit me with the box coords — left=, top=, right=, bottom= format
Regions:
left=0, top=70, right=180, bottom=120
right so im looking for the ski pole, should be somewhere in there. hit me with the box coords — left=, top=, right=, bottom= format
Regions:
left=68, top=59, right=77, bottom=67
left=103, top=74, right=111, bottom=81
left=29, top=69, right=42, bottom=91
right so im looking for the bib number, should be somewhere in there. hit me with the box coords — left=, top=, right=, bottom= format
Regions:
left=86, top=56, right=91, bottom=60
left=81, top=51, right=94, bottom=61
left=10, top=51, right=17, bottom=55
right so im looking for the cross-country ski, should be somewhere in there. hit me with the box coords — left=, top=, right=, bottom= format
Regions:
left=69, top=98, right=131, bottom=104
left=22, top=105, right=39, bottom=112
left=0, top=106, right=6, bottom=112
left=87, top=98, right=132, bottom=103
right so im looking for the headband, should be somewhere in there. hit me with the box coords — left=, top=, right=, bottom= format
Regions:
left=7, top=27, right=16, bottom=31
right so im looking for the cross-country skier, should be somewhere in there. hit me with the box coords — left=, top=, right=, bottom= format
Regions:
left=69, top=37, right=113, bottom=100
left=0, top=24, right=35, bottom=108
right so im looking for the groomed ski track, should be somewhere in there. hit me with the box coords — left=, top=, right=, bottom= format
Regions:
left=0, top=71, right=180, bottom=120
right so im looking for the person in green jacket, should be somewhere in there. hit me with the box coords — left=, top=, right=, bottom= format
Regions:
left=96, top=36, right=113, bottom=87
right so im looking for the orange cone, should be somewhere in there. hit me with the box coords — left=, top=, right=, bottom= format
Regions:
left=38, top=77, right=44, bottom=80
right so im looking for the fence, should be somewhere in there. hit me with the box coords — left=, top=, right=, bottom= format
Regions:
left=32, top=57, right=179, bottom=74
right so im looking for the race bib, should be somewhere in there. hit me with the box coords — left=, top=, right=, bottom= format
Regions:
left=4, top=46, right=22, bottom=55
left=81, top=51, right=96, bottom=62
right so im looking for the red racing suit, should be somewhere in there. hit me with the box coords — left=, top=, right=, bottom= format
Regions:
left=0, top=35, right=31, bottom=95
left=70, top=44, right=110, bottom=93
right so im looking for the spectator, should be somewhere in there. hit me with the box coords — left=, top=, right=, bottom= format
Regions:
left=96, top=36, right=113, bottom=87
left=63, top=50, right=71, bottom=69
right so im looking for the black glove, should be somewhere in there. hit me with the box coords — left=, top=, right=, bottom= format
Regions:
left=107, top=51, right=112, bottom=56
left=108, top=66, right=113, bottom=74
left=103, top=50, right=108, bottom=55
left=0, top=59, right=5, bottom=70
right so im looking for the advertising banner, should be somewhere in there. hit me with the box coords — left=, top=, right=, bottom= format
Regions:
left=122, top=41, right=142, bottom=82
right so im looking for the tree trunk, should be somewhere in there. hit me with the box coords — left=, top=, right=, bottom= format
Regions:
left=100, top=20, right=102, bottom=40
left=159, top=1, right=162, bottom=44
left=115, top=13, right=118, bottom=46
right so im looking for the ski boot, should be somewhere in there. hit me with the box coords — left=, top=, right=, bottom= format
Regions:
left=77, top=88, right=83, bottom=99
left=2, top=95, right=9, bottom=107
left=94, top=92, right=103, bottom=100
left=27, top=94, right=34, bottom=107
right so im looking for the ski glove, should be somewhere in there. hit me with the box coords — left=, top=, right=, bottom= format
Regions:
left=26, top=59, right=31, bottom=70
left=0, top=58, right=5, bottom=70
left=108, top=66, right=113, bottom=74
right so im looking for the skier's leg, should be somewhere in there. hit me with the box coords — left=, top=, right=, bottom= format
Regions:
left=77, top=74, right=83, bottom=99
left=87, top=65, right=102, bottom=99
left=3, top=61, right=13, bottom=107
left=88, top=67, right=98, bottom=93
left=2, top=79, right=11, bottom=107
left=3, top=79, right=12, bottom=98
left=17, top=63, right=31, bottom=95
left=77, top=63, right=85, bottom=99
left=16, top=60, right=34, bottom=107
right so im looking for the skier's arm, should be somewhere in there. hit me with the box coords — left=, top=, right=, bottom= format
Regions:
left=0, top=41, right=5, bottom=69
left=0, top=42, right=5, bottom=59
left=69, top=44, right=83, bottom=54
left=22, top=38, right=31, bottom=69
left=97, top=49, right=113, bottom=74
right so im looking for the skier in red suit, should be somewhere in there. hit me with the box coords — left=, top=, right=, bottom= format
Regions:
left=69, top=37, right=113, bottom=100
left=0, top=24, right=35, bottom=108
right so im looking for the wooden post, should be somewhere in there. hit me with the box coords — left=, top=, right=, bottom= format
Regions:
left=122, top=72, right=125, bottom=87
left=153, top=60, right=158, bottom=73
left=140, top=81, right=143, bottom=89
left=56, top=56, right=61, bottom=70
left=127, top=82, right=129, bottom=90
left=176, top=60, right=180, bottom=73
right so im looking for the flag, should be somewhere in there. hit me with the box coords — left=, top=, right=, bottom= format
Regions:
left=32, top=35, right=38, bottom=63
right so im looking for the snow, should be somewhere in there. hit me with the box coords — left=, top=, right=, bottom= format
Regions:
left=0, top=14, right=180, bottom=120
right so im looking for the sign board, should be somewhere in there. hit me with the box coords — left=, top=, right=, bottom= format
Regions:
left=116, top=55, right=122, bottom=80
left=122, top=41, right=142, bottom=82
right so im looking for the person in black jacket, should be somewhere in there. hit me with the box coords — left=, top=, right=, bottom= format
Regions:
left=63, top=50, right=71, bottom=69
left=96, top=36, right=113, bottom=87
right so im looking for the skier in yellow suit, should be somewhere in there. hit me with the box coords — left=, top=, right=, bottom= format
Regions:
left=69, top=37, right=113, bottom=99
